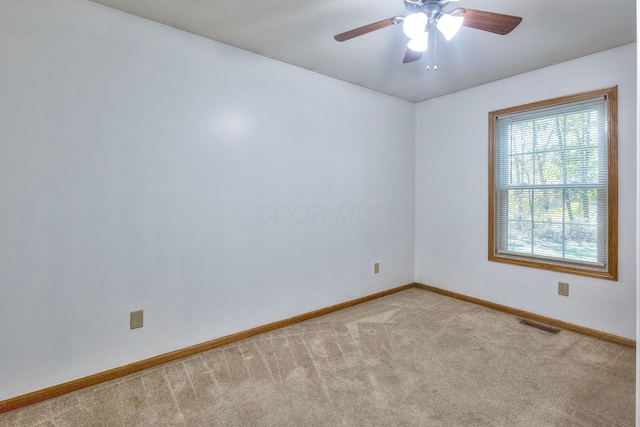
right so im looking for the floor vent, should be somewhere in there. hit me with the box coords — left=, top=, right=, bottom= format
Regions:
left=519, top=319, right=561, bottom=334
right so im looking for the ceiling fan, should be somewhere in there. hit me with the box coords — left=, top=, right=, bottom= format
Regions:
left=334, top=0, right=522, bottom=65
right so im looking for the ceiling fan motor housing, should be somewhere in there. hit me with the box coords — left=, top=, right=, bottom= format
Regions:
left=404, top=0, right=448, bottom=21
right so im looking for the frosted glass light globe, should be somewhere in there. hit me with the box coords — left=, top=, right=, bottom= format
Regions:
left=407, top=32, right=429, bottom=52
left=403, top=13, right=428, bottom=39
left=437, top=14, right=464, bottom=41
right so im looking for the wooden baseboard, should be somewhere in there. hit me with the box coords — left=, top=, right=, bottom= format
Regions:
left=0, top=283, right=414, bottom=414
left=412, top=282, right=636, bottom=349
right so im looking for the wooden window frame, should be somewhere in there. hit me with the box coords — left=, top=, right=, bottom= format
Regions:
left=488, top=87, right=618, bottom=280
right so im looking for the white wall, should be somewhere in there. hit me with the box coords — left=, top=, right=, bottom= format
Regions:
left=415, top=44, right=637, bottom=339
left=0, top=0, right=415, bottom=400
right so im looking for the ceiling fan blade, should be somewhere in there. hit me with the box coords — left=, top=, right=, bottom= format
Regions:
left=403, top=48, right=422, bottom=64
left=461, top=9, right=522, bottom=35
left=334, top=16, right=402, bottom=42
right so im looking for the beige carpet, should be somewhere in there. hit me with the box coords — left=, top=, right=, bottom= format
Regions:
left=0, top=288, right=635, bottom=426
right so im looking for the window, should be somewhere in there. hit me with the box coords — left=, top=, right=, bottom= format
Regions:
left=488, top=87, right=617, bottom=280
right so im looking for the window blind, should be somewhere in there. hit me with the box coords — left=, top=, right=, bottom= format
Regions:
left=495, top=96, right=608, bottom=268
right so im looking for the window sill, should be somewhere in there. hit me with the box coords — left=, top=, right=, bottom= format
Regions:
left=488, top=252, right=617, bottom=281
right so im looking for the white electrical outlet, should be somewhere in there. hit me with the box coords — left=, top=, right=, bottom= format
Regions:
left=374, top=263, right=379, bottom=274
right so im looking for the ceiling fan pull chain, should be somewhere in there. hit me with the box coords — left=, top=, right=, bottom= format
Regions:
left=434, top=29, right=438, bottom=70
left=427, top=27, right=437, bottom=71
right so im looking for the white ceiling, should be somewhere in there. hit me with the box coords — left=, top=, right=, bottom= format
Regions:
left=88, top=0, right=636, bottom=103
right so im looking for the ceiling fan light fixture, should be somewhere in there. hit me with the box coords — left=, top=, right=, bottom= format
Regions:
left=402, top=13, right=428, bottom=39
left=407, top=32, right=429, bottom=52
left=436, top=13, right=464, bottom=41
